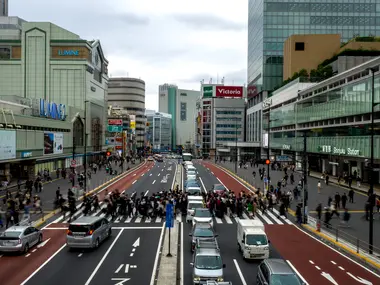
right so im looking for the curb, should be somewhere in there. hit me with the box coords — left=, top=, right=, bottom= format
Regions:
left=33, top=161, right=147, bottom=228
left=206, top=161, right=380, bottom=271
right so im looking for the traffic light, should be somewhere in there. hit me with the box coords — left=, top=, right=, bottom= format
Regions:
left=106, top=151, right=111, bottom=157
left=265, top=159, right=270, bottom=165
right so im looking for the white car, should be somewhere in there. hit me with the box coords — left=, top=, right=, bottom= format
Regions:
left=186, top=200, right=204, bottom=223
left=186, top=186, right=202, bottom=196
left=192, top=208, right=214, bottom=228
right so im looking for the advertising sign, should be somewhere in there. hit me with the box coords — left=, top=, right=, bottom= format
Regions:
left=0, top=130, right=16, bottom=160
left=203, top=86, right=213, bottom=98
left=130, top=114, right=136, bottom=135
left=44, top=132, right=63, bottom=155
left=21, top=151, right=33, bottom=158
left=39, top=99, right=66, bottom=121
left=215, top=86, right=243, bottom=98
left=108, top=119, right=123, bottom=125
left=247, top=85, right=258, bottom=98
left=58, top=50, right=79, bottom=56
left=107, top=125, right=123, bottom=132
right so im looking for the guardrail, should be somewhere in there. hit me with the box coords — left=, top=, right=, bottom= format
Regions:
left=307, top=215, right=380, bottom=260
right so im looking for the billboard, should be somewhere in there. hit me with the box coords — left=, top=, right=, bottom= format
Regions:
left=44, top=132, right=63, bottom=155
left=107, top=125, right=123, bottom=132
left=130, top=115, right=136, bottom=134
left=203, top=86, right=213, bottom=98
left=0, top=130, right=16, bottom=160
left=247, top=85, right=258, bottom=98
left=215, top=86, right=243, bottom=98
left=108, top=119, right=123, bottom=125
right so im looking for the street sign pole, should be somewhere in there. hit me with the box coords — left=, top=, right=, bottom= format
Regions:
left=165, top=203, right=174, bottom=257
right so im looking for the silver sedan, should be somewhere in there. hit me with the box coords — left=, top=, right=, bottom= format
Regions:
left=0, top=226, right=43, bottom=254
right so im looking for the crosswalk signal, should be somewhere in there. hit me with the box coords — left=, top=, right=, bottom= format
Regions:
left=265, top=159, right=270, bottom=165
left=106, top=151, right=111, bottom=157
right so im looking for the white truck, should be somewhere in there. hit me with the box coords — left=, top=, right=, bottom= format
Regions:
left=237, top=219, right=270, bottom=260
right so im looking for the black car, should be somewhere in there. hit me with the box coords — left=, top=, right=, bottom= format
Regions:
left=189, top=223, right=218, bottom=252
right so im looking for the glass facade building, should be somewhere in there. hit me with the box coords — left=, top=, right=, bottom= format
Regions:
left=146, top=111, right=172, bottom=152
left=248, top=0, right=380, bottom=92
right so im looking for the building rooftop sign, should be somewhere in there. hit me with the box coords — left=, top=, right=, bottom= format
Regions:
left=215, top=86, right=243, bottom=98
left=39, top=99, right=66, bottom=121
left=58, top=50, right=79, bottom=56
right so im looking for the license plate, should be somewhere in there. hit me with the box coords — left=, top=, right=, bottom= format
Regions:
left=4, top=242, right=14, bottom=246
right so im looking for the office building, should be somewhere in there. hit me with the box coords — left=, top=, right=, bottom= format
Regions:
left=107, top=78, right=146, bottom=150
left=248, top=0, right=380, bottom=92
left=0, top=0, right=8, bottom=16
left=0, top=18, right=109, bottom=180
left=267, top=56, right=380, bottom=182
left=145, top=110, right=172, bottom=152
left=158, top=84, right=200, bottom=151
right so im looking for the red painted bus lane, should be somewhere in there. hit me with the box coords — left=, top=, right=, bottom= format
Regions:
left=266, top=224, right=379, bottom=285
left=0, top=229, right=67, bottom=285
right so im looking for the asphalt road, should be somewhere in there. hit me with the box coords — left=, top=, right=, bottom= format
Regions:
left=211, top=161, right=380, bottom=249
left=199, top=160, right=380, bottom=285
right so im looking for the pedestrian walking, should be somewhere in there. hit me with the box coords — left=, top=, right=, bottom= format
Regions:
left=317, top=181, right=321, bottom=194
left=348, top=189, right=354, bottom=203
left=341, top=193, right=347, bottom=209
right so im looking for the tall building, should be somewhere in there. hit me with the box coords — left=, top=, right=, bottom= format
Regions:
left=107, top=78, right=146, bottom=150
left=0, top=0, right=8, bottom=16
left=0, top=18, right=109, bottom=179
left=145, top=110, right=172, bottom=152
left=248, top=0, right=380, bottom=92
left=158, top=84, right=200, bottom=151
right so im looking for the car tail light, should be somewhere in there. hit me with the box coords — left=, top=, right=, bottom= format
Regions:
left=87, top=230, right=94, bottom=236
left=67, top=230, right=73, bottom=236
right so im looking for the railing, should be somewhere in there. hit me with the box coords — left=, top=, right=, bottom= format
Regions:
left=307, top=215, right=380, bottom=268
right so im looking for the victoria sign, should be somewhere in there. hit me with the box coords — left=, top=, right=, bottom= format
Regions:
left=215, top=86, right=243, bottom=98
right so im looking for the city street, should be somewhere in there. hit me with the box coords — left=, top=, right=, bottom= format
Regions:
left=209, top=160, right=380, bottom=249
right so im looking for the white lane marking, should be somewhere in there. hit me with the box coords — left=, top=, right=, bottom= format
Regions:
left=25, top=253, right=31, bottom=257
left=207, top=168, right=209, bottom=170
left=315, top=266, right=321, bottom=270
left=242, top=212, right=249, bottom=219
left=215, top=217, right=223, bottom=224
left=180, top=222, right=184, bottom=285
left=331, top=261, right=336, bottom=265
left=155, top=217, right=162, bottom=223
left=135, top=217, right=142, bottom=223
left=158, top=173, right=160, bottom=177
left=111, top=227, right=162, bottom=230
left=144, top=190, right=149, bottom=196
left=150, top=223, right=166, bottom=285
left=171, top=163, right=177, bottom=190
left=132, top=248, right=136, bottom=252
left=152, top=180, right=156, bottom=184
left=115, top=264, right=124, bottom=273
left=233, top=259, right=247, bottom=285
left=149, top=173, right=152, bottom=176
left=32, top=249, right=37, bottom=252
left=199, top=177, right=207, bottom=194
left=346, top=272, right=373, bottom=284
left=266, top=210, right=284, bottom=225
left=84, top=229, right=125, bottom=285
left=162, top=169, right=164, bottom=172
left=224, top=214, right=233, bottom=224
left=133, top=173, right=136, bottom=176
left=125, top=264, right=130, bottom=273
left=78, top=253, right=83, bottom=257
left=141, top=173, right=144, bottom=177
left=216, top=177, right=230, bottom=192
left=20, top=244, right=67, bottom=285
left=125, top=217, right=132, bottom=223
left=272, top=208, right=293, bottom=224
left=286, top=260, right=309, bottom=285
left=295, top=224, right=380, bottom=278
left=213, top=165, right=254, bottom=193
left=132, top=180, right=137, bottom=184
left=309, top=260, right=314, bottom=264
left=176, top=215, right=182, bottom=223
left=257, top=211, right=273, bottom=225
left=339, top=266, right=345, bottom=271
left=130, top=253, right=134, bottom=257
left=211, top=171, right=214, bottom=175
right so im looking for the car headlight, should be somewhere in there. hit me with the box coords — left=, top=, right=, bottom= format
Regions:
left=193, top=276, right=200, bottom=281
left=217, top=277, right=224, bottom=282
left=264, top=246, right=269, bottom=250
left=245, top=246, right=250, bottom=250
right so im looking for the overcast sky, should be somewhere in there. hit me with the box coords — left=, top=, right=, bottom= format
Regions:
left=11, top=0, right=247, bottom=111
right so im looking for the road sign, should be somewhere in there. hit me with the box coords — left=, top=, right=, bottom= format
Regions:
left=166, top=203, right=174, bottom=228
left=71, top=159, right=76, bottom=167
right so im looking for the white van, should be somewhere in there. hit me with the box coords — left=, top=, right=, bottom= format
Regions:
left=186, top=196, right=204, bottom=223
left=184, top=161, right=193, bottom=167
left=237, top=219, right=269, bottom=260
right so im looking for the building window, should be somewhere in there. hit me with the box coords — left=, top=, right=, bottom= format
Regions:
left=0, top=47, right=11, bottom=59
left=180, top=102, right=187, bottom=121
left=295, top=42, right=305, bottom=51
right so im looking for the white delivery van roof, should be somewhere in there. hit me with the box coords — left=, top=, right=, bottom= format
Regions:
left=185, top=161, right=193, bottom=166
left=245, top=228, right=267, bottom=235
left=238, top=219, right=265, bottom=231
left=187, top=186, right=201, bottom=191
left=188, top=196, right=204, bottom=201
left=187, top=165, right=196, bottom=170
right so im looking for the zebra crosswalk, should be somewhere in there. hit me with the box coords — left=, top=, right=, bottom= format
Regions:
left=51, top=201, right=293, bottom=225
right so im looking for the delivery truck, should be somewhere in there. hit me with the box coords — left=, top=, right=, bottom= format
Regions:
left=237, top=219, right=269, bottom=260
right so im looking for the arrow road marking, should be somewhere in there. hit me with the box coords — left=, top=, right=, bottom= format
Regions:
left=111, top=278, right=130, bottom=285
left=321, top=272, right=339, bottom=285
left=347, top=272, right=373, bottom=285
left=132, top=238, right=140, bottom=247
left=37, top=238, right=51, bottom=248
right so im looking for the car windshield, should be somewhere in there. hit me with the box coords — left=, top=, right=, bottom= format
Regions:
left=194, top=228, right=214, bottom=237
left=189, top=203, right=203, bottom=209
left=195, top=210, right=211, bottom=218
left=187, top=170, right=196, bottom=175
left=246, top=234, right=268, bottom=245
left=213, top=184, right=225, bottom=191
left=186, top=181, right=199, bottom=187
left=195, top=255, right=222, bottom=270
left=3, top=231, right=21, bottom=238
left=69, top=225, right=91, bottom=232
left=188, top=189, right=201, bottom=196
left=270, top=274, right=302, bottom=285
left=187, top=175, right=196, bottom=180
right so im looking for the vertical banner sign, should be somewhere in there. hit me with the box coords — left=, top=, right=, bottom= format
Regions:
left=130, top=115, right=136, bottom=135
left=202, top=85, right=213, bottom=98
left=0, top=130, right=16, bottom=160
left=165, top=203, right=174, bottom=228
left=44, top=132, right=63, bottom=155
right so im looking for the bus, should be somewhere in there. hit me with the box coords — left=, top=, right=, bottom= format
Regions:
left=182, top=152, right=192, bottom=162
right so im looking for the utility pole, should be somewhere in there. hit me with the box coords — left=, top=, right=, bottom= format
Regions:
left=235, top=117, right=238, bottom=173
left=84, top=101, right=88, bottom=192
left=72, top=140, right=76, bottom=187
left=302, top=131, right=308, bottom=224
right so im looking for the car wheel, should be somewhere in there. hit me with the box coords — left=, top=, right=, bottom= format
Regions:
left=24, top=243, right=29, bottom=254
left=38, top=234, right=43, bottom=244
left=94, top=238, right=100, bottom=248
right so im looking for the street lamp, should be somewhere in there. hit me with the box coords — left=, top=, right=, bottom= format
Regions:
left=366, top=67, right=378, bottom=254
left=302, top=131, right=308, bottom=224
left=84, top=100, right=89, bottom=192
left=263, top=98, right=272, bottom=182
left=235, top=117, right=238, bottom=173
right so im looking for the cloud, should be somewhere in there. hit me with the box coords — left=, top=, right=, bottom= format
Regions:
left=178, top=69, right=247, bottom=86
left=113, top=13, right=150, bottom=26
left=172, top=14, right=245, bottom=31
